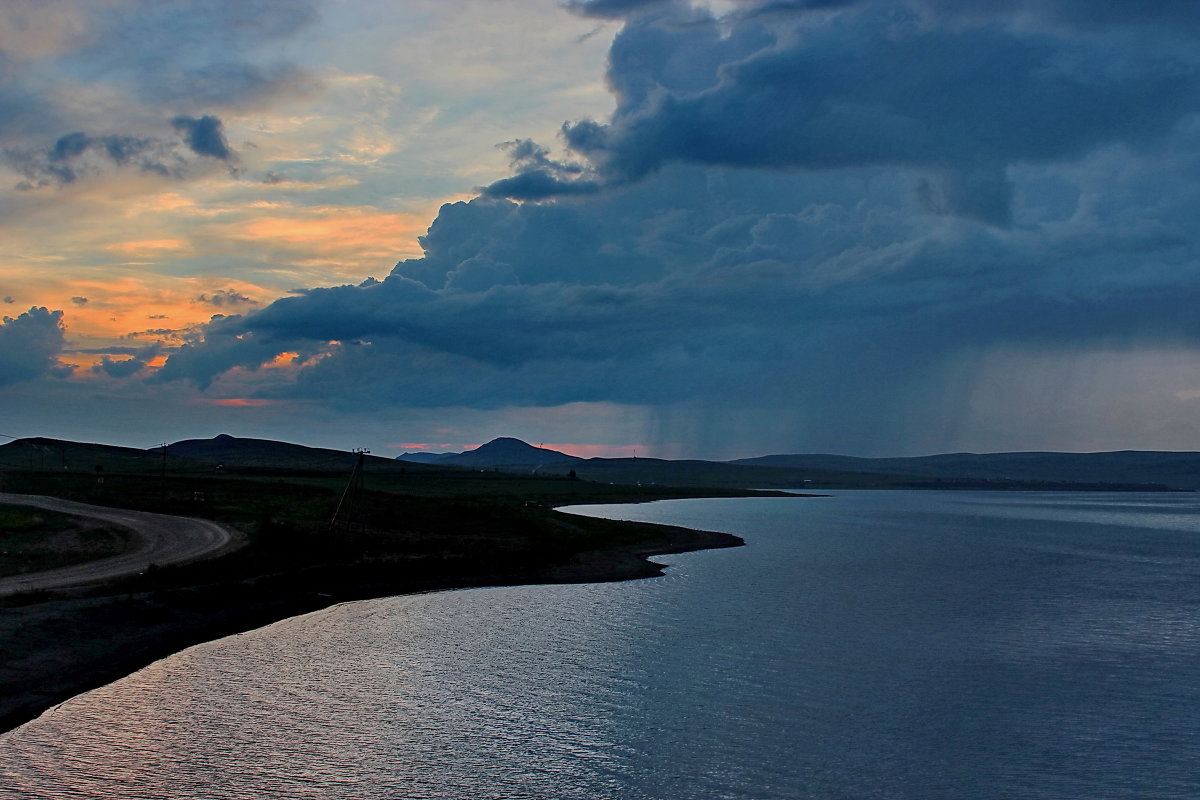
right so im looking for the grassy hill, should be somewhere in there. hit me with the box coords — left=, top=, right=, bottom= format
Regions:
left=3, top=434, right=1184, bottom=492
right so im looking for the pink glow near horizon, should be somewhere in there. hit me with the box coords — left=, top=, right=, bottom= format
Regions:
left=541, top=443, right=642, bottom=459
left=388, top=443, right=471, bottom=452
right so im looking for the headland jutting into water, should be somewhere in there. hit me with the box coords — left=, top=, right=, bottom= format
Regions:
left=0, top=434, right=801, bottom=734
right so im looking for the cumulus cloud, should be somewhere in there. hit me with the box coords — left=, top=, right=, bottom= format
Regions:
left=0, top=307, right=72, bottom=387
left=152, top=1, right=1200, bottom=453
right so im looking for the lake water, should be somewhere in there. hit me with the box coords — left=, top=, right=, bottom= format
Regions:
left=3, top=491, right=1200, bottom=799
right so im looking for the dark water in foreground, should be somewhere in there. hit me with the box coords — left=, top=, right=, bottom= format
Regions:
left=3, top=491, right=1200, bottom=799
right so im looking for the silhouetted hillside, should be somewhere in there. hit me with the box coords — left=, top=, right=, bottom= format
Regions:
left=0, top=437, right=191, bottom=474
left=166, top=434, right=407, bottom=472
left=2, top=434, right=1188, bottom=491
left=399, top=438, right=582, bottom=469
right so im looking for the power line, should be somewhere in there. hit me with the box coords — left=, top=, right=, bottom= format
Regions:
left=329, top=448, right=370, bottom=542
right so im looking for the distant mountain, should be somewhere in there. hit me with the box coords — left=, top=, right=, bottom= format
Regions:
left=730, top=451, right=1200, bottom=489
left=399, top=437, right=582, bottom=469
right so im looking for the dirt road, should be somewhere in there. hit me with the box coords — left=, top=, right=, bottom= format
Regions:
left=0, top=494, right=239, bottom=597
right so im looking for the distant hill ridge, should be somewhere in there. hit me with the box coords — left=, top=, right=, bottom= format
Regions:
left=397, top=437, right=582, bottom=468
left=2, top=434, right=1196, bottom=489
left=730, top=450, right=1200, bottom=489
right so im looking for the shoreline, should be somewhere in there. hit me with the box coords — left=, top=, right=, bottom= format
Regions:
left=0, top=518, right=741, bottom=736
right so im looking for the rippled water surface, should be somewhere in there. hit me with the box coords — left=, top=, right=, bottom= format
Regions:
left=4, top=491, right=1200, bottom=798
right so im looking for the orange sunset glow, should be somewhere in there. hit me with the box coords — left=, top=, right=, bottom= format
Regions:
left=227, top=204, right=437, bottom=270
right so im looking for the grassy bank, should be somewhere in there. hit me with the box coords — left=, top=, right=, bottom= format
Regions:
left=0, top=503, right=135, bottom=578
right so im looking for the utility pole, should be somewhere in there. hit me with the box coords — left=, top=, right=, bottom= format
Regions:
left=329, top=448, right=370, bottom=545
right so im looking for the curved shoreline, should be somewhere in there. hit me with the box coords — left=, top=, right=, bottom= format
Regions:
left=0, top=518, right=742, bottom=736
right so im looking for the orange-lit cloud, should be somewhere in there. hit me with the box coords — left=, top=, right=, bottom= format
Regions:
left=57, top=276, right=269, bottom=342
left=55, top=352, right=96, bottom=372
left=0, top=266, right=284, bottom=377
left=264, top=351, right=302, bottom=368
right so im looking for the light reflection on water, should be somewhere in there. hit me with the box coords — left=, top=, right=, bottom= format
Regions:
left=4, top=491, right=1200, bottom=799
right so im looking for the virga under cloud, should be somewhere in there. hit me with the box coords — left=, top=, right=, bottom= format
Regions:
left=6, top=0, right=1200, bottom=456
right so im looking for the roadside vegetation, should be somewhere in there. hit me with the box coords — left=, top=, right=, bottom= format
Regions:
left=0, top=503, right=133, bottom=578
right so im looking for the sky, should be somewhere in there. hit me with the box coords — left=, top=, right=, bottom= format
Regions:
left=3, top=0, right=1200, bottom=460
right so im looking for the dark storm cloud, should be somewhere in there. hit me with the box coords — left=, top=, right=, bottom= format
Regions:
left=152, top=311, right=311, bottom=390
left=554, top=1, right=1200, bottom=224
left=913, top=0, right=1200, bottom=31
left=0, top=307, right=72, bottom=387
left=159, top=137, right=1200, bottom=435
left=155, top=142, right=1200, bottom=409
left=152, top=1, right=1200, bottom=451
